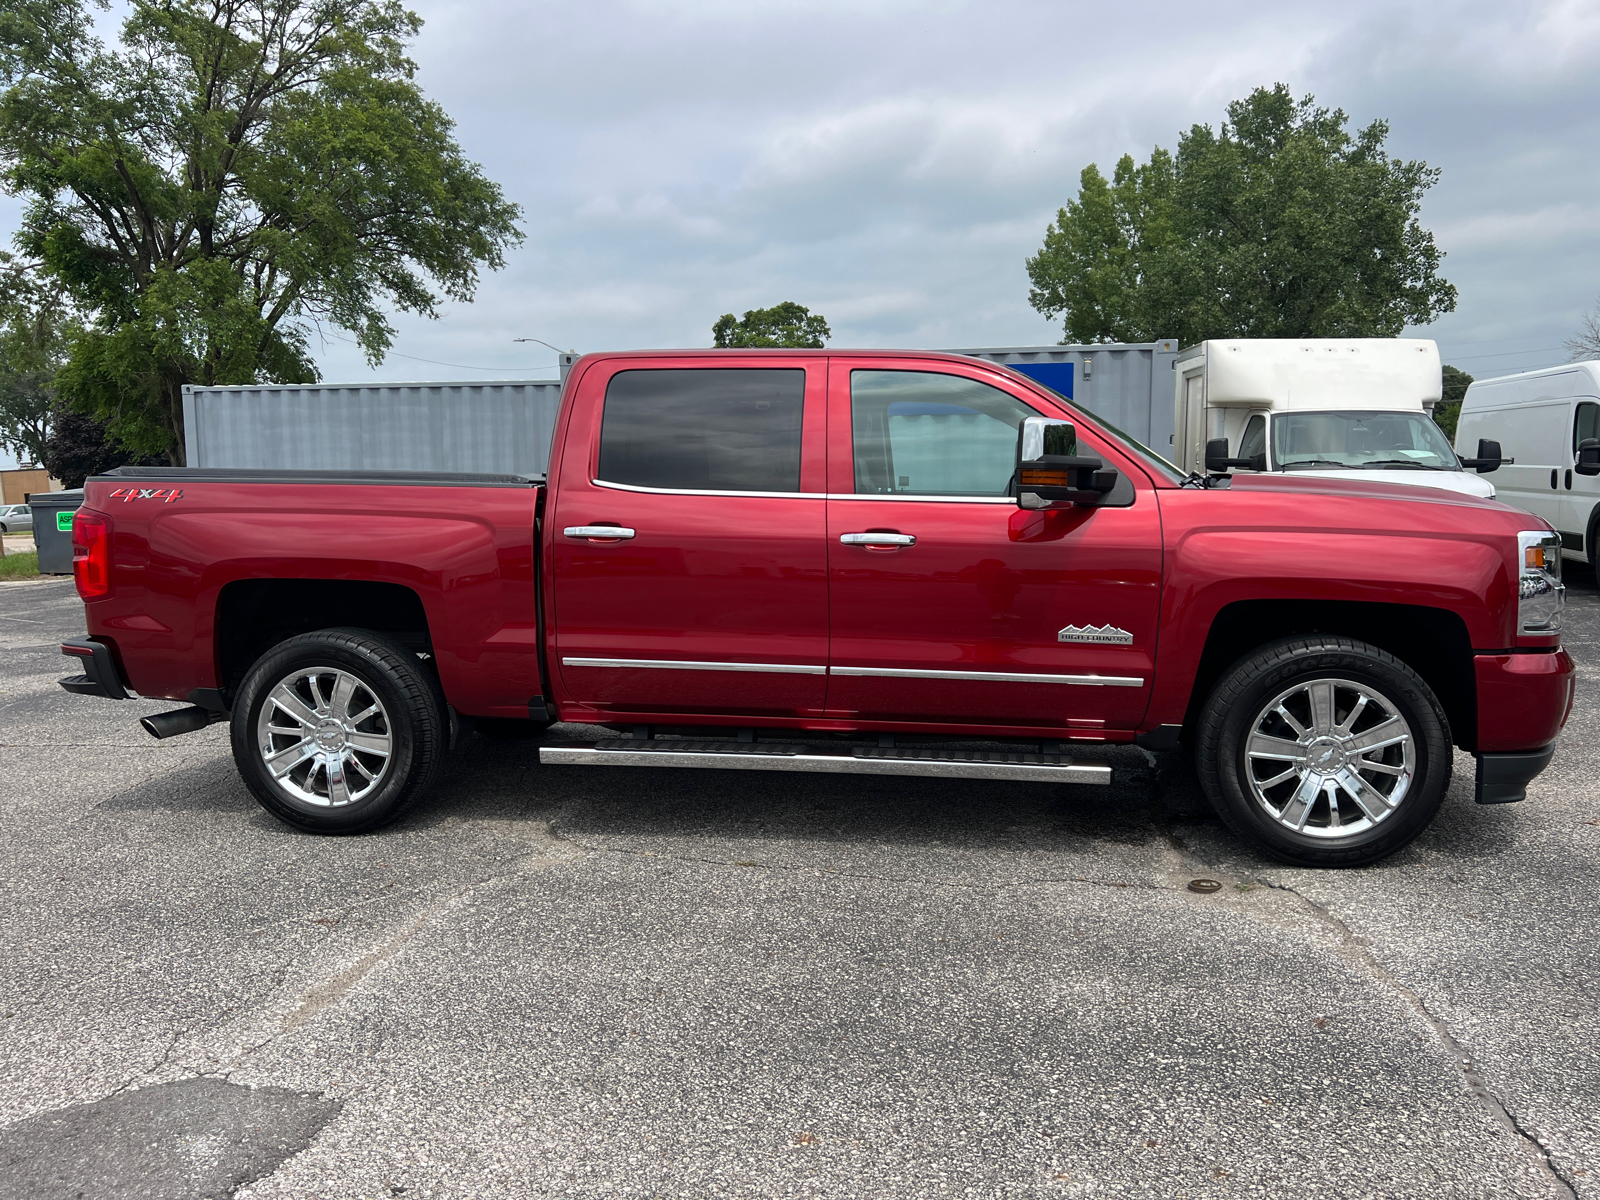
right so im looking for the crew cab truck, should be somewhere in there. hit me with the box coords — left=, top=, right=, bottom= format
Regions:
left=60, top=350, right=1575, bottom=867
left=1175, top=338, right=1503, bottom=498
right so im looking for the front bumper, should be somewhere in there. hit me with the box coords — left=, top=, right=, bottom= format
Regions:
left=59, top=638, right=128, bottom=700
left=1474, top=649, right=1576, bottom=752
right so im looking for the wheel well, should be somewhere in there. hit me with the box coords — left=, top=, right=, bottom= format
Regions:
left=216, top=579, right=432, bottom=701
left=1185, top=601, right=1477, bottom=750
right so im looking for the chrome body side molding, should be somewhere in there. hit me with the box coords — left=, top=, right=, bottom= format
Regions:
left=562, top=657, right=828, bottom=676
left=829, top=666, right=1144, bottom=687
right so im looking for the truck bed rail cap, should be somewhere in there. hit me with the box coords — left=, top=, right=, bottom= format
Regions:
left=92, top=467, right=543, bottom=487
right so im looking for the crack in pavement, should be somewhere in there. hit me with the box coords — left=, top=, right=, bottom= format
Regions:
left=1259, top=879, right=1579, bottom=1200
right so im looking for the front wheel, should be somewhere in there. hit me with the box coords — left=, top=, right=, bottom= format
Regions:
left=231, top=628, right=446, bottom=834
left=1196, top=636, right=1452, bottom=867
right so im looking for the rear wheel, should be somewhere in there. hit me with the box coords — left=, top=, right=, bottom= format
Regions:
left=1196, top=636, right=1451, bottom=867
left=231, top=628, right=445, bottom=834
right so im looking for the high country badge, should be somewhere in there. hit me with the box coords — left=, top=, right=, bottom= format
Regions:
left=1057, top=623, right=1133, bottom=645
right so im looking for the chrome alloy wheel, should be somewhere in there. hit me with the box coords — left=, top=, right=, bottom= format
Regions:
left=255, top=667, right=392, bottom=807
left=1244, top=677, right=1415, bottom=839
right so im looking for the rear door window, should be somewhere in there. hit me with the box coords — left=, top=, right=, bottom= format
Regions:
left=597, top=369, right=805, bottom=492
left=851, top=370, right=1038, bottom=496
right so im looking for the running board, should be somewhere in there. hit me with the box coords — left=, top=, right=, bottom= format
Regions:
left=538, top=739, right=1112, bottom=785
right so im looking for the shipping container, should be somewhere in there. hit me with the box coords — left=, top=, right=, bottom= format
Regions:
left=948, top=341, right=1180, bottom=453
left=184, top=344, right=1181, bottom=475
left=182, top=373, right=570, bottom=476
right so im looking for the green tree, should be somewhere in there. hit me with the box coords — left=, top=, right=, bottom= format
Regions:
left=0, top=250, right=71, bottom=466
left=712, top=302, right=830, bottom=348
left=1431, top=363, right=1473, bottom=443
left=0, top=0, right=523, bottom=463
left=1027, top=85, right=1457, bottom=345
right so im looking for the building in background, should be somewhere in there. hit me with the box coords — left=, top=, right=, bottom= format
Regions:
left=2, top=467, right=63, bottom=506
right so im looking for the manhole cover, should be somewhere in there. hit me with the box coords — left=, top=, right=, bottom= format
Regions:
left=1187, top=878, right=1222, bottom=894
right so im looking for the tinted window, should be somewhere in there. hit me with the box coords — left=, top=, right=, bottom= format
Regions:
left=598, top=369, right=805, bottom=492
left=1575, top=402, right=1600, bottom=452
left=851, top=371, right=1038, bottom=496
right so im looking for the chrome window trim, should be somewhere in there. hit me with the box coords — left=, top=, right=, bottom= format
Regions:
left=830, top=666, right=1144, bottom=687
left=589, top=481, right=1016, bottom=504
left=563, top=657, right=827, bottom=676
left=825, top=493, right=1016, bottom=504
left=592, top=479, right=822, bottom=499
left=561, top=658, right=1141, bottom=686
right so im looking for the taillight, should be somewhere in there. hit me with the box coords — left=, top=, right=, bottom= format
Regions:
left=72, top=512, right=110, bottom=599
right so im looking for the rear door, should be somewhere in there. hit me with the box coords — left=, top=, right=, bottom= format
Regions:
left=548, top=357, right=830, bottom=719
left=822, top=358, right=1161, bottom=735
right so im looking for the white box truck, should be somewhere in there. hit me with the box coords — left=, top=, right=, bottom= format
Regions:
left=1455, top=361, right=1600, bottom=561
left=1173, top=338, right=1497, bottom=498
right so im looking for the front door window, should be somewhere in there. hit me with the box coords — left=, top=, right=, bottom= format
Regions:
left=849, top=370, right=1037, bottom=496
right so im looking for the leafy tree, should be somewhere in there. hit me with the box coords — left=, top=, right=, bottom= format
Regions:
left=41, top=404, right=155, bottom=488
left=1027, top=85, right=1457, bottom=345
left=1431, top=364, right=1473, bottom=443
left=713, top=302, right=830, bottom=348
left=0, top=0, right=523, bottom=463
left=0, top=250, right=71, bottom=466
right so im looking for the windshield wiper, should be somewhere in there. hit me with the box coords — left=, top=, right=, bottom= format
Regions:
left=1278, top=459, right=1346, bottom=469
left=1361, top=459, right=1446, bottom=471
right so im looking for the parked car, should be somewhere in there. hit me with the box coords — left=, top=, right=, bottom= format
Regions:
left=0, top=504, right=32, bottom=533
left=57, top=350, right=1573, bottom=867
left=1176, top=339, right=1499, bottom=498
left=1455, top=361, right=1600, bottom=562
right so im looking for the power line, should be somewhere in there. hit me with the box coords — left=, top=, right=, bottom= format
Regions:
left=317, top=330, right=557, bottom=373
left=1444, top=346, right=1567, bottom=362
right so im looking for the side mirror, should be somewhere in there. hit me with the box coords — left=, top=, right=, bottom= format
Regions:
left=1204, top=436, right=1258, bottom=473
left=1015, top=417, right=1118, bottom=509
left=1578, top=438, right=1600, bottom=477
left=1460, top=438, right=1510, bottom=474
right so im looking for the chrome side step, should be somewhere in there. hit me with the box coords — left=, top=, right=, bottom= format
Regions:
left=538, top=739, right=1112, bottom=785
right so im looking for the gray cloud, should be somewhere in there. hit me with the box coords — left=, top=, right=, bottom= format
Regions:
left=3, top=0, right=1599, bottom=471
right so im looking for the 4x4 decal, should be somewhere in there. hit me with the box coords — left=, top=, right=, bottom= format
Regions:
left=108, top=487, right=184, bottom=504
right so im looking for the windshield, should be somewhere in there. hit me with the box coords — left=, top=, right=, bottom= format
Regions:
left=1005, top=368, right=1187, bottom=483
left=1271, top=410, right=1458, bottom=471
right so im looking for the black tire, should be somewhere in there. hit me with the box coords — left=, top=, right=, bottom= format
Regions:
left=231, top=627, right=446, bottom=834
left=474, top=716, right=550, bottom=740
left=1196, top=636, right=1452, bottom=867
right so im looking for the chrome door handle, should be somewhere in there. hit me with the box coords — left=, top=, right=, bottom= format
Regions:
left=564, top=525, right=636, bottom=540
left=840, top=532, right=915, bottom=546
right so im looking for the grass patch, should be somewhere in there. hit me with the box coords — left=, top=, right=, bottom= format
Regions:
left=0, top=550, right=40, bottom=580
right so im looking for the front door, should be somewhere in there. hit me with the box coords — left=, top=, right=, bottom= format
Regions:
left=823, top=360, right=1161, bottom=736
left=549, top=358, right=830, bottom=720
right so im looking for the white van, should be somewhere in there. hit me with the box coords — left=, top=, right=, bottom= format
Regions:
left=1456, top=361, right=1600, bottom=562
left=1174, top=339, right=1497, bottom=499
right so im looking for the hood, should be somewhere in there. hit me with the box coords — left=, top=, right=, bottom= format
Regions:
left=1249, top=468, right=1495, bottom=500
left=1227, top=470, right=1513, bottom=512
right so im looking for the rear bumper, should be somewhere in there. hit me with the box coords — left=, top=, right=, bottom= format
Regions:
left=1474, top=649, right=1576, bottom=752
left=1475, top=745, right=1556, bottom=805
left=59, top=638, right=128, bottom=700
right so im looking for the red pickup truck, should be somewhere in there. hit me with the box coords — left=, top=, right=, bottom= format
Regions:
left=59, top=350, right=1575, bottom=866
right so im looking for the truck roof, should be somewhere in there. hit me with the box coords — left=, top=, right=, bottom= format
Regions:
left=1178, top=338, right=1442, bottom=411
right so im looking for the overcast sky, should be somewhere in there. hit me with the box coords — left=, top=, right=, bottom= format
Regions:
left=5, top=0, right=1600, bottom=468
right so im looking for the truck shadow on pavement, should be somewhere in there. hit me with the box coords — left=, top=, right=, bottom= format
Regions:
left=85, top=722, right=1553, bottom=875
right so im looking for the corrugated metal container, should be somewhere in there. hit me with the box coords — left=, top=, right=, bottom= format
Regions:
left=183, top=379, right=564, bottom=476
left=947, top=341, right=1180, bottom=452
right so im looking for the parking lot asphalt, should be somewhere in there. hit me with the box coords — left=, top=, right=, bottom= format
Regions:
left=1, top=572, right=1597, bottom=1200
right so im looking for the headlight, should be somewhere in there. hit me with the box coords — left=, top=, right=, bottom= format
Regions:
left=1517, top=530, right=1564, bottom=635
